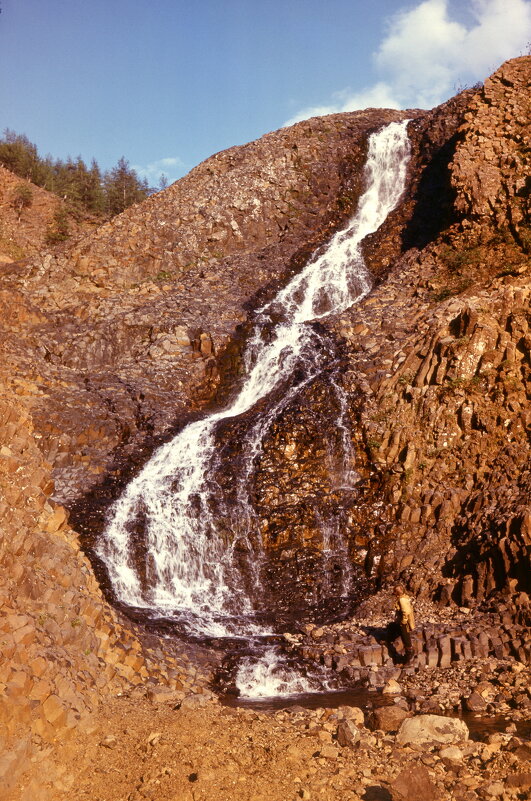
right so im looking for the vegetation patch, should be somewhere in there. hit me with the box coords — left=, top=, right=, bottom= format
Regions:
left=0, top=128, right=154, bottom=220
left=0, top=233, right=25, bottom=261
left=430, top=228, right=529, bottom=303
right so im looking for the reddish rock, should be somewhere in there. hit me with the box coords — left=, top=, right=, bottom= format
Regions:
left=336, top=719, right=361, bottom=748
left=464, top=691, right=488, bottom=713
left=368, top=705, right=410, bottom=733
left=0, top=57, right=529, bottom=778
left=389, top=765, right=441, bottom=801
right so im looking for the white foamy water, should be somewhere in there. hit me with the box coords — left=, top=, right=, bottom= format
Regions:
left=97, top=120, right=411, bottom=637
left=235, top=647, right=334, bottom=698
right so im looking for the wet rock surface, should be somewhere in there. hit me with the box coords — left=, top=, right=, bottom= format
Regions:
left=1, top=108, right=418, bottom=512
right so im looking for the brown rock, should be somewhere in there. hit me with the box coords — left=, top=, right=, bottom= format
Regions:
left=506, top=772, right=531, bottom=790
left=44, top=506, right=68, bottom=532
left=464, top=691, right=488, bottom=712
left=390, top=765, right=441, bottom=801
left=369, top=705, right=410, bottom=732
left=336, top=719, right=361, bottom=748
left=42, top=694, right=67, bottom=727
left=146, top=686, right=185, bottom=705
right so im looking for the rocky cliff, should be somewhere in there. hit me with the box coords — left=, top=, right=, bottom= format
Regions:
left=251, top=57, right=530, bottom=610
left=1, top=107, right=418, bottom=505
left=0, top=57, right=530, bottom=797
left=1, top=105, right=421, bottom=787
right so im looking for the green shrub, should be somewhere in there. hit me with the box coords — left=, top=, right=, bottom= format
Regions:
left=45, top=207, right=70, bottom=244
left=11, top=182, right=33, bottom=216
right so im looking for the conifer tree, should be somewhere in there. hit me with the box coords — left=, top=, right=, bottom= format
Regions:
left=11, top=183, right=33, bottom=219
left=104, top=157, right=149, bottom=216
left=0, top=129, right=149, bottom=220
left=85, top=159, right=105, bottom=214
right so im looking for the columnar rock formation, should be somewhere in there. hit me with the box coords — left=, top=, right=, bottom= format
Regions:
left=0, top=393, right=212, bottom=791
left=249, top=57, right=531, bottom=609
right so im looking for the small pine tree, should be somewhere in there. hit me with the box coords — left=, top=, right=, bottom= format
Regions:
left=84, top=158, right=105, bottom=215
left=45, top=206, right=71, bottom=244
left=11, top=183, right=33, bottom=219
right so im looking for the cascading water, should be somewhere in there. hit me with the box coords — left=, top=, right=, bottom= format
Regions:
left=97, top=120, right=411, bottom=650
left=235, top=646, right=335, bottom=699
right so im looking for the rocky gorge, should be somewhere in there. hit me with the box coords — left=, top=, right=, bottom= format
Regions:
left=0, top=56, right=529, bottom=800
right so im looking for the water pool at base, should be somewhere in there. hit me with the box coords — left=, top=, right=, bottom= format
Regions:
left=222, top=686, right=531, bottom=741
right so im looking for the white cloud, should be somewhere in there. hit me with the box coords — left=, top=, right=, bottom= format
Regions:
left=133, top=156, right=187, bottom=187
left=285, top=0, right=531, bottom=124
left=374, top=0, right=466, bottom=108
left=462, top=0, right=531, bottom=72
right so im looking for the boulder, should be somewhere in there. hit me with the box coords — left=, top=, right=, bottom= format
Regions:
left=389, top=765, right=441, bottom=801
left=179, top=693, right=211, bottom=709
left=396, top=714, right=469, bottom=747
left=506, top=773, right=531, bottom=791
left=474, top=681, right=497, bottom=700
left=439, top=745, right=463, bottom=761
left=319, top=743, right=339, bottom=760
left=146, top=686, right=185, bottom=705
left=383, top=679, right=402, bottom=695
left=338, top=705, right=365, bottom=726
left=336, top=719, right=361, bottom=748
left=481, top=781, right=505, bottom=797
left=464, top=691, right=487, bottom=713
left=369, top=704, right=410, bottom=732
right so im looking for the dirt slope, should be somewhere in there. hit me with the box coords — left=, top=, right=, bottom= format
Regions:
left=0, top=167, right=91, bottom=261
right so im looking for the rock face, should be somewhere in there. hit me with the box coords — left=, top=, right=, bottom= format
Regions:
left=0, top=57, right=530, bottom=793
left=0, top=108, right=415, bottom=510
left=451, top=57, right=530, bottom=240
left=48, top=109, right=415, bottom=289
left=0, top=394, right=213, bottom=790
left=247, top=57, right=531, bottom=608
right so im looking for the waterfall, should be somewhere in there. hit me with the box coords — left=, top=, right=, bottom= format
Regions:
left=97, top=120, right=411, bottom=638
left=235, top=646, right=334, bottom=699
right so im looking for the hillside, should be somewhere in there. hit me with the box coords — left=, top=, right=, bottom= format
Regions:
left=0, top=167, right=95, bottom=261
left=0, top=57, right=529, bottom=801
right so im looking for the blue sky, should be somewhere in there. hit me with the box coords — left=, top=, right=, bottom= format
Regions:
left=0, top=0, right=530, bottom=186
